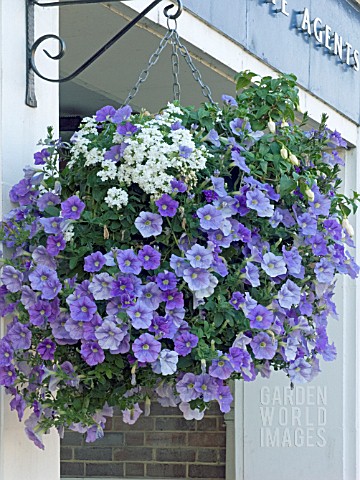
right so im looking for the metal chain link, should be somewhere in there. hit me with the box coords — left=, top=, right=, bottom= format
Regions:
left=123, top=29, right=175, bottom=106
left=173, top=30, right=216, bottom=105
left=171, top=34, right=181, bottom=102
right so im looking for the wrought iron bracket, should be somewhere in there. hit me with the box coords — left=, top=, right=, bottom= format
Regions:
left=25, top=0, right=183, bottom=107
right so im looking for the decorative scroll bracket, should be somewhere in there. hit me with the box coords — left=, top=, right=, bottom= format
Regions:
left=25, top=0, right=183, bottom=107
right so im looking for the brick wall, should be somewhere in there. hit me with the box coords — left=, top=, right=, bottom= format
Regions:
left=60, top=402, right=226, bottom=479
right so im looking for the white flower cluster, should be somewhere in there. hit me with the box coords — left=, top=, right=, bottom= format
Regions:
left=68, top=116, right=104, bottom=169
left=104, top=187, right=129, bottom=210
left=116, top=103, right=210, bottom=196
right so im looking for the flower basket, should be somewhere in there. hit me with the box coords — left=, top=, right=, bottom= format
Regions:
left=0, top=71, right=358, bottom=448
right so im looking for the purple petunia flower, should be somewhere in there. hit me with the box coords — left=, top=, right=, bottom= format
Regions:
left=152, top=349, right=179, bottom=375
left=0, top=341, right=13, bottom=366
left=69, top=296, right=97, bottom=322
left=247, top=305, right=274, bottom=330
left=156, top=271, right=177, bottom=291
left=229, top=118, right=251, bottom=137
left=288, top=358, right=312, bottom=384
left=231, top=150, right=250, bottom=173
left=244, top=262, right=260, bottom=287
left=122, top=403, right=142, bottom=425
left=116, top=122, right=138, bottom=136
left=297, top=213, right=318, bottom=236
left=39, top=217, right=64, bottom=235
left=32, top=245, right=57, bottom=269
left=169, top=254, right=188, bottom=277
left=37, top=338, right=56, bottom=360
left=135, top=211, right=163, bottom=238
left=222, top=94, right=237, bottom=106
left=229, top=291, right=246, bottom=310
left=132, top=333, right=161, bottom=363
left=314, top=258, right=335, bottom=283
left=205, top=129, right=221, bottom=147
left=162, top=289, right=184, bottom=310
left=33, top=148, right=50, bottom=165
left=209, top=356, right=234, bottom=380
left=46, top=234, right=66, bottom=256
left=171, top=121, right=184, bottom=131
left=61, top=195, right=85, bottom=220
left=176, top=373, right=199, bottom=402
left=28, top=300, right=51, bottom=326
left=37, top=192, right=61, bottom=212
left=104, top=143, right=128, bottom=162
left=0, top=365, right=17, bottom=387
left=83, top=251, right=107, bottom=273
left=194, top=373, right=218, bottom=402
left=179, top=145, right=193, bottom=159
left=29, top=265, right=57, bottom=290
left=95, top=320, right=126, bottom=350
left=117, top=249, right=142, bottom=275
left=138, top=245, right=161, bottom=270
left=250, top=332, right=278, bottom=360
left=127, top=301, right=153, bottom=329
left=9, top=393, right=27, bottom=421
left=186, top=244, right=213, bottom=269
left=139, top=282, right=162, bottom=310
left=1, top=266, right=23, bottom=293
left=278, top=279, right=301, bottom=309
left=197, top=205, right=224, bottom=230
left=216, top=384, right=233, bottom=413
left=155, top=194, right=179, bottom=218
left=112, top=105, right=132, bottom=123
left=95, top=105, right=116, bottom=122
left=174, top=332, right=198, bottom=356
left=7, top=322, right=32, bottom=350
left=246, top=189, right=273, bottom=217
left=81, top=341, right=105, bottom=366
left=170, top=179, right=187, bottom=193
left=183, top=267, right=210, bottom=291
left=261, top=252, right=287, bottom=277
left=89, top=273, right=113, bottom=300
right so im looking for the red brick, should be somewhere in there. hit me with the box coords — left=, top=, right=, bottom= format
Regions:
left=189, top=463, right=226, bottom=478
left=149, top=403, right=181, bottom=416
left=113, top=415, right=154, bottom=432
left=113, top=447, right=153, bottom=461
left=125, top=462, right=145, bottom=477
left=156, top=448, right=196, bottom=462
left=145, top=432, right=187, bottom=447
left=197, top=448, right=222, bottom=463
left=60, top=462, right=84, bottom=477
left=155, top=417, right=196, bottom=431
left=85, top=462, right=124, bottom=477
left=188, top=432, right=226, bottom=447
left=196, top=417, right=218, bottom=431
left=124, top=431, right=144, bottom=446
left=146, top=463, right=187, bottom=477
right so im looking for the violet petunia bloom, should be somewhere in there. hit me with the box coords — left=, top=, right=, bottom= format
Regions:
left=139, top=282, right=162, bottom=310
left=39, top=217, right=64, bottom=235
left=216, top=384, right=233, bottom=413
left=7, top=322, right=32, bottom=350
left=205, top=129, right=221, bottom=147
left=171, top=120, right=185, bottom=131
left=155, top=194, right=179, bottom=218
left=288, top=358, right=312, bottom=384
left=229, top=291, right=246, bottom=311
left=116, top=122, right=138, bottom=136
left=37, top=338, right=56, bottom=360
left=61, top=195, right=85, bottom=220
left=122, top=403, right=142, bottom=425
left=81, top=341, right=105, bottom=366
left=28, top=300, right=51, bottom=326
left=0, top=365, right=17, bottom=387
left=41, top=277, right=62, bottom=300
left=95, top=320, right=125, bottom=350
left=183, top=267, right=210, bottom=292
left=112, top=105, right=132, bottom=123
left=32, top=246, right=57, bottom=269
left=278, top=279, right=301, bottom=309
left=194, top=373, right=218, bottom=402
left=33, top=148, right=50, bottom=165
left=222, top=94, right=238, bottom=107
left=176, top=373, right=199, bottom=402
left=46, top=234, right=66, bottom=256
left=170, top=179, right=187, bottom=193
left=297, top=213, right=318, bottom=236
left=244, top=262, right=260, bottom=287
left=314, top=258, right=335, bottom=283
left=186, top=244, right=213, bottom=269
left=179, top=145, right=193, bottom=158
left=250, top=332, right=278, bottom=360
left=246, top=189, right=274, bottom=217
left=0, top=341, right=13, bottom=366
left=104, top=143, right=128, bottom=162
left=261, top=252, right=287, bottom=277
left=132, top=333, right=161, bottom=363
left=9, top=393, right=27, bottom=421
left=89, top=273, right=113, bottom=300
left=117, top=249, right=142, bottom=275
left=29, top=265, right=57, bottom=290
left=152, top=349, right=179, bottom=375
left=135, top=211, right=163, bottom=238
left=209, top=356, right=234, bottom=380
left=229, top=118, right=251, bottom=137
left=95, top=105, right=116, bottom=122
left=156, top=271, right=177, bottom=291
left=37, top=192, right=60, bottom=212
left=247, top=305, right=274, bottom=330
left=197, top=205, right=224, bottom=230
left=174, top=332, right=198, bottom=356
left=127, top=302, right=153, bottom=329
left=138, top=245, right=161, bottom=270
left=69, top=296, right=97, bottom=322
left=162, top=289, right=184, bottom=310
left=84, top=251, right=107, bottom=273
left=1, top=266, right=23, bottom=293
left=169, top=254, right=188, bottom=277
left=231, top=150, right=250, bottom=173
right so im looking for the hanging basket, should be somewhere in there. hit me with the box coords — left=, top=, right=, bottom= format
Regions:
left=0, top=71, right=358, bottom=448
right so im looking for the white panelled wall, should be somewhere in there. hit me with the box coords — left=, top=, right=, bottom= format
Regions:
left=0, top=1, right=60, bottom=479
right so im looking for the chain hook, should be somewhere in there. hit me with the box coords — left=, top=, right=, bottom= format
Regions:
left=163, top=0, right=183, bottom=20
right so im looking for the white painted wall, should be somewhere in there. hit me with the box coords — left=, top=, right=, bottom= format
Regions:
left=0, top=1, right=60, bottom=479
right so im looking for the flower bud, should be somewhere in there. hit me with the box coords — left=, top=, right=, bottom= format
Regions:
left=280, top=147, right=288, bottom=160
left=268, top=120, right=276, bottom=134
left=342, top=218, right=354, bottom=237
left=281, top=120, right=289, bottom=128
left=289, top=153, right=300, bottom=166
left=305, top=188, right=315, bottom=202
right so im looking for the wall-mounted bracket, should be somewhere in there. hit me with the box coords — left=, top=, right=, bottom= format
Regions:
left=25, top=0, right=182, bottom=107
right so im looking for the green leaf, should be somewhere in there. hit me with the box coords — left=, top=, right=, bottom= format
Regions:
left=280, top=175, right=297, bottom=197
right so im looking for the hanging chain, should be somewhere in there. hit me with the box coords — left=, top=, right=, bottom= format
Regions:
left=123, top=13, right=216, bottom=107
left=123, top=29, right=175, bottom=106
left=173, top=30, right=216, bottom=105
